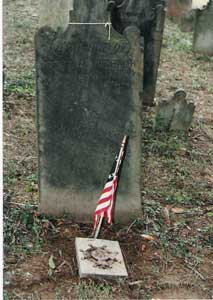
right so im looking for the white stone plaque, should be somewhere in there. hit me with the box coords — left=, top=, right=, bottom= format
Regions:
left=75, top=237, right=128, bottom=278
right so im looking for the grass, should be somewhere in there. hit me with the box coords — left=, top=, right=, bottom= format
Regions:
left=3, top=160, right=20, bottom=186
left=25, top=174, right=38, bottom=193
left=140, top=111, right=213, bottom=270
left=4, top=72, right=35, bottom=97
left=75, top=280, right=114, bottom=300
left=163, top=20, right=193, bottom=53
left=195, top=54, right=213, bottom=63
left=141, top=194, right=211, bottom=264
left=3, top=201, right=58, bottom=254
left=3, top=290, right=41, bottom=300
left=4, top=158, right=38, bottom=195
left=142, top=116, right=190, bottom=156
left=142, top=115, right=213, bottom=204
left=166, top=193, right=191, bottom=205
left=160, top=222, right=211, bottom=262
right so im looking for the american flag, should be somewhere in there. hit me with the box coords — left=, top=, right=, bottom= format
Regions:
left=94, top=136, right=128, bottom=231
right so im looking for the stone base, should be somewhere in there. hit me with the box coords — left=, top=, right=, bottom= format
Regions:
left=75, top=238, right=128, bottom=279
left=39, top=181, right=141, bottom=223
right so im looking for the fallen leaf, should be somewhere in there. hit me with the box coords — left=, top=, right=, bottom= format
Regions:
left=129, top=280, right=143, bottom=286
left=48, top=268, right=53, bottom=276
left=206, top=176, right=213, bottom=184
left=141, top=244, right=147, bottom=252
left=34, top=211, right=40, bottom=217
left=57, top=219, right=65, bottom=226
left=171, top=207, right=185, bottom=214
left=48, top=255, right=56, bottom=270
left=141, top=234, right=155, bottom=241
left=207, top=212, right=213, bottom=217
left=5, top=256, right=17, bottom=264
left=176, top=147, right=187, bottom=156
left=25, top=242, right=33, bottom=250
left=163, top=206, right=170, bottom=225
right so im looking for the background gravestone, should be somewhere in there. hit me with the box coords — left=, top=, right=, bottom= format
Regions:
left=154, top=89, right=195, bottom=131
left=193, top=0, right=213, bottom=55
left=36, top=0, right=143, bottom=221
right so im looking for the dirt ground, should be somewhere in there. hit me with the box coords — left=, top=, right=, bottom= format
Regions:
left=3, top=0, right=213, bottom=299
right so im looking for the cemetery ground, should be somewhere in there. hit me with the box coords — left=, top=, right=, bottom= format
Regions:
left=3, top=0, right=213, bottom=299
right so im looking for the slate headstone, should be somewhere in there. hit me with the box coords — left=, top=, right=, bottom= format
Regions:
left=36, top=0, right=143, bottom=221
left=193, top=0, right=213, bottom=55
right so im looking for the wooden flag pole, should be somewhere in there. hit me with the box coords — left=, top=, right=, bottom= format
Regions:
left=94, top=215, right=104, bottom=239
left=93, top=135, right=128, bottom=239
left=114, top=135, right=128, bottom=175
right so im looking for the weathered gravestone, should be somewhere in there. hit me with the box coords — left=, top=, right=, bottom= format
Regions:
left=193, top=0, right=213, bottom=55
left=154, top=89, right=195, bottom=131
left=36, top=0, right=143, bottom=221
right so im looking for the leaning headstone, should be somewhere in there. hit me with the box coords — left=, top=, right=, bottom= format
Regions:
left=154, top=89, right=195, bottom=131
left=193, top=0, right=213, bottom=55
left=36, top=0, right=143, bottom=221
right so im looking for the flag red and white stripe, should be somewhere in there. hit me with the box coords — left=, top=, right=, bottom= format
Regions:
left=94, top=174, right=118, bottom=229
left=93, top=135, right=128, bottom=233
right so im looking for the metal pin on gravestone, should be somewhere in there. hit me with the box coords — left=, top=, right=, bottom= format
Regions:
left=105, top=15, right=112, bottom=41
left=105, top=21, right=111, bottom=40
